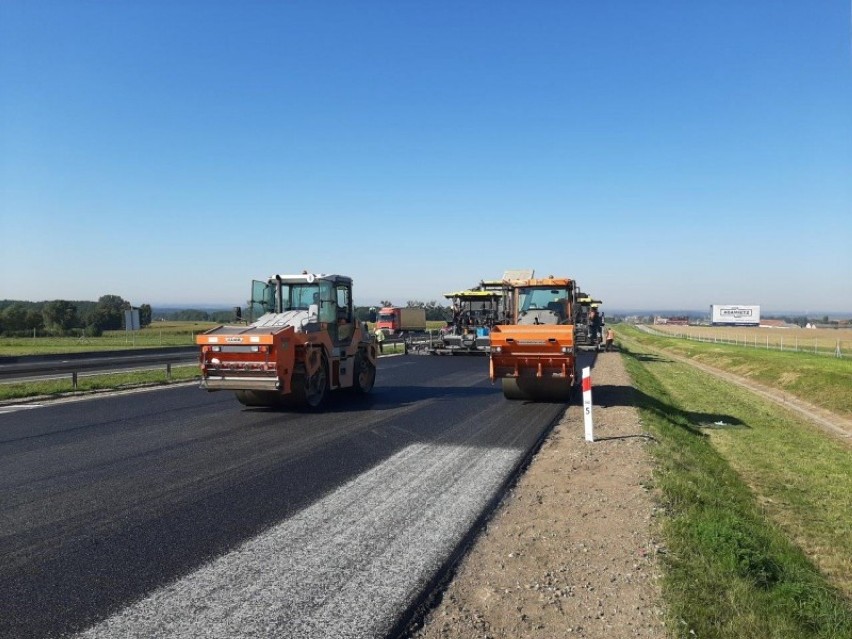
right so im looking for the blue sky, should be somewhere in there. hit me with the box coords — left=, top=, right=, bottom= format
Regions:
left=1, top=1, right=850, bottom=312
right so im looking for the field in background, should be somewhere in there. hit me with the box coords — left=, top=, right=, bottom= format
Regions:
left=652, top=324, right=851, bottom=356
left=0, top=321, right=217, bottom=356
left=2, top=318, right=441, bottom=359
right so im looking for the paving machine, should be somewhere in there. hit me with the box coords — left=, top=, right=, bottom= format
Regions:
left=489, top=276, right=578, bottom=400
left=574, top=293, right=604, bottom=351
left=196, top=273, right=377, bottom=408
left=434, top=288, right=502, bottom=354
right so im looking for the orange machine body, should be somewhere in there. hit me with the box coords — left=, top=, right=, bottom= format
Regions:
left=196, top=273, right=376, bottom=408
left=489, top=277, right=578, bottom=400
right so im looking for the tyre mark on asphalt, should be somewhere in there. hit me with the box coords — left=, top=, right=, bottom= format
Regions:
left=75, top=442, right=522, bottom=639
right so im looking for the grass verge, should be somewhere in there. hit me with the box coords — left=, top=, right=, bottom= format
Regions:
left=622, top=342, right=852, bottom=638
left=0, top=365, right=199, bottom=402
left=618, top=325, right=852, bottom=418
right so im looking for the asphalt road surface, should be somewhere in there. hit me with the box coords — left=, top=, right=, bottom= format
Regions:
left=0, top=355, right=571, bottom=639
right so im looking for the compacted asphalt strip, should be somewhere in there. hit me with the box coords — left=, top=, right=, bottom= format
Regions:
left=0, top=355, right=571, bottom=639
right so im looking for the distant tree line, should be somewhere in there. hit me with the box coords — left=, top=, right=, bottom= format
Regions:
left=154, top=308, right=237, bottom=323
left=0, top=296, right=152, bottom=337
left=153, top=303, right=453, bottom=324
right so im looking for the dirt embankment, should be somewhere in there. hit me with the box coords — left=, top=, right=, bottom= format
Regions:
left=412, top=353, right=665, bottom=639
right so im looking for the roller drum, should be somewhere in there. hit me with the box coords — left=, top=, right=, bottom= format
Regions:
left=501, top=377, right=574, bottom=402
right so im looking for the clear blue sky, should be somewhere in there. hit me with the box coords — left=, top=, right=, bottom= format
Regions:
left=2, top=1, right=850, bottom=313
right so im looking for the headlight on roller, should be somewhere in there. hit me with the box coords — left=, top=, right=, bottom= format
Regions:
left=491, top=346, right=502, bottom=353
left=561, top=346, right=573, bottom=354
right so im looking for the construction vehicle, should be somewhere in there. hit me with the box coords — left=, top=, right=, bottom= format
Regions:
left=489, top=275, right=578, bottom=400
left=433, top=287, right=502, bottom=354
left=574, top=293, right=604, bottom=351
left=375, top=306, right=427, bottom=335
left=196, top=273, right=377, bottom=408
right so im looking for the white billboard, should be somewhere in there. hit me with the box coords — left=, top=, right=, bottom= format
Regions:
left=711, top=305, right=760, bottom=326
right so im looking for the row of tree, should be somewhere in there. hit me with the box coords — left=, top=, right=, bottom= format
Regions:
left=0, top=296, right=151, bottom=337
left=0, top=297, right=459, bottom=337
left=155, top=308, right=237, bottom=323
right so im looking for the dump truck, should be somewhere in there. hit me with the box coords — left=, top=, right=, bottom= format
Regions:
left=574, top=293, right=604, bottom=351
left=196, top=273, right=377, bottom=408
left=489, top=276, right=578, bottom=400
left=375, top=306, right=427, bottom=335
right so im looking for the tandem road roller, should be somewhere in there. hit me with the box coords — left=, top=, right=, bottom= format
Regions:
left=489, top=275, right=579, bottom=401
left=196, top=272, right=376, bottom=409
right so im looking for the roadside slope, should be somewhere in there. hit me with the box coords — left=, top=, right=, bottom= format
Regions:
left=629, top=327, right=852, bottom=445
left=413, top=352, right=664, bottom=638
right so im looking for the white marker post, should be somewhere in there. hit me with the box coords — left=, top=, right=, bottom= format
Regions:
left=582, top=366, right=594, bottom=442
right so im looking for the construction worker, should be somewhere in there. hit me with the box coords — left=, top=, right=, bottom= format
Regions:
left=589, top=308, right=601, bottom=345
left=605, top=327, right=615, bottom=352
left=374, top=325, right=385, bottom=353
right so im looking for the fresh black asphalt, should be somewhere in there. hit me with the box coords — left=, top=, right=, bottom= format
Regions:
left=0, top=355, right=573, bottom=638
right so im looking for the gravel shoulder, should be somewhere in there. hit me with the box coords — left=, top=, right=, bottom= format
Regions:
left=412, top=352, right=665, bottom=639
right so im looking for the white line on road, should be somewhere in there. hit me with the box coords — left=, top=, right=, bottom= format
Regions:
left=0, top=404, right=44, bottom=414
left=76, top=442, right=521, bottom=639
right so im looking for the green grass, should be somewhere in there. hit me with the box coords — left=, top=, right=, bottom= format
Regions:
left=0, top=321, right=217, bottom=356
left=618, top=325, right=852, bottom=418
left=0, top=365, right=199, bottom=401
left=622, top=341, right=852, bottom=637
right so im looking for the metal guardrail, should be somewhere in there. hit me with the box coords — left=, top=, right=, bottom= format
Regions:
left=0, top=347, right=198, bottom=385
left=0, top=346, right=197, bottom=366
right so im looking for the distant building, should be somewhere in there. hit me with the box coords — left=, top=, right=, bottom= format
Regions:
left=654, top=316, right=689, bottom=325
left=758, top=319, right=791, bottom=329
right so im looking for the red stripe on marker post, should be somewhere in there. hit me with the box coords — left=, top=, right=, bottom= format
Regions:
left=582, top=366, right=594, bottom=442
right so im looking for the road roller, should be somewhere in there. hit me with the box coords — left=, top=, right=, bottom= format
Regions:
left=489, top=275, right=578, bottom=401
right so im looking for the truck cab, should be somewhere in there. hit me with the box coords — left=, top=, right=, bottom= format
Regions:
left=375, top=307, right=401, bottom=335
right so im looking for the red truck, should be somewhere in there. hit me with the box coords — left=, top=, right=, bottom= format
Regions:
left=375, top=306, right=427, bottom=335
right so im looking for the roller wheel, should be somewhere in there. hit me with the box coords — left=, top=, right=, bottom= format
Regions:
left=235, top=390, right=283, bottom=407
left=353, top=352, right=376, bottom=394
left=501, top=377, right=573, bottom=402
left=298, top=358, right=328, bottom=409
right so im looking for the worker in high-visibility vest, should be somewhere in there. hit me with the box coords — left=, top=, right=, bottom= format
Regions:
left=374, top=326, right=386, bottom=353
left=605, top=327, right=615, bottom=352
